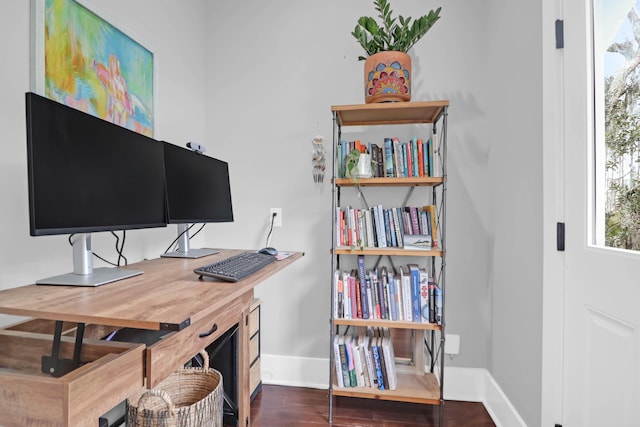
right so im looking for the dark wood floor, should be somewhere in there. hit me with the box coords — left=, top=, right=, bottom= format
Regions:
left=246, top=385, right=496, bottom=427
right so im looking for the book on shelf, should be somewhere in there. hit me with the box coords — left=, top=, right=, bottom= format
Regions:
left=419, top=268, right=431, bottom=324
left=361, top=331, right=376, bottom=388
left=384, top=138, right=394, bottom=177
left=400, top=266, right=412, bottom=322
left=394, top=273, right=404, bottom=321
left=432, top=131, right=440, bottom=177
left=370, top=270, right=381, bottom=319
left=428, top=279, right=437, bottom=324
left=376, top=267, right=388, bottom=320
left=340, top=136, right=439, bottom=179
left=334, top=327, right=398, bottom=390
left=387, top=269, right=398, bottom=321
left=381, top=330, right=398, bottom=390
left=408, top=264, right=422, bottom=323
left=423, top=205, right=438, bottom=248
left=335, top=264, right=443, bottom=326
left=371, top=336, right=385, bottom=390
left=351, top=335, right=365, bottom=387
left=417, top=139, right=425, bottom=177
left=403, top=234, right=433, bottom=250
left=345, top=334, right=357, bottom=386
left=334, top=270, right=344, bottom=318
left=377, top=334, right=389, bottom=389
left=354, top=271, right=363, bottom=319
left=356, top=330, right=372, bottom=387
left=357, top=256, right=369, bottom=319
left=338, top=335, right=350, bottom=387
left=336, top=204, right=437, bottom=249
left=435, top=284, right=443, bottom=324
left=344, top=271, right=352, bottom=319
left=333, top=334, right=344, bottom=388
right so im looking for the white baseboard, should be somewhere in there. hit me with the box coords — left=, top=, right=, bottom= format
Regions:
left=260, top=354, right=527, bottom=426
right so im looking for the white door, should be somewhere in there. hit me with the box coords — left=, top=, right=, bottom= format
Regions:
left=561, top=0, right=640, bottom=425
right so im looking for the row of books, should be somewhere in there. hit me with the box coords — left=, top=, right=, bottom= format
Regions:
left=337, top=134, right=440, bottom=179
left=333, top=257, right=443, bottom=325
left=333, top=326, right=397, bottom=390
left=336, top=205, right=438, bottom=249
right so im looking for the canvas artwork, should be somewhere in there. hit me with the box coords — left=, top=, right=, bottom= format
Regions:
left=35, top=0, right=154, bottom=136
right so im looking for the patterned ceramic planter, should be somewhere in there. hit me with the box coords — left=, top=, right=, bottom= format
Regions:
left=364, top=51, right=411, bottom=103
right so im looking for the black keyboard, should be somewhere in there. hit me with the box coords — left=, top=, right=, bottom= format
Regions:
left=194, top=251, right=276, bottom=282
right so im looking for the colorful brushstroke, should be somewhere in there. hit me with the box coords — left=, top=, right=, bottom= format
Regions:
left=44, top=0, right=153, bottom=136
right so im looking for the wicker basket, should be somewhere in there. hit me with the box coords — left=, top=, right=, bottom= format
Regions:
left=127, top=350, right=223, bottom=427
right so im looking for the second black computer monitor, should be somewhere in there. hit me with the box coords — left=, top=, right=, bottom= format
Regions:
left=162, top=141, right=234, bottom=258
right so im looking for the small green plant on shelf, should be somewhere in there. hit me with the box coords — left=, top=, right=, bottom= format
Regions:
left=352, top=0, right=442, bottom=61
left=344, top=149, right=362, bottom=179
left=343, top=149, right=377, bottom=183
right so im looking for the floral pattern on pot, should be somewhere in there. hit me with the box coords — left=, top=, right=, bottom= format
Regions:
left=364, top=51, right=411, bottom=103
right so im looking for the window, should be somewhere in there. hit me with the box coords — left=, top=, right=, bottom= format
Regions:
left=597, top=0, right=640, bottom=250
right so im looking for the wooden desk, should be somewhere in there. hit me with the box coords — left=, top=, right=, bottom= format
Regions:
left=0, top=249, right=303, bottom=427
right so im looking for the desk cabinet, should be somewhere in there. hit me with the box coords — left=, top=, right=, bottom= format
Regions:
left=249, top=298, right=261, bottom=399
left=0, top=327, right=144, bottom=427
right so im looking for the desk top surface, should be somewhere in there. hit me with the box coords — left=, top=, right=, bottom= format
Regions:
left=0, top=249, right=303, bottom=330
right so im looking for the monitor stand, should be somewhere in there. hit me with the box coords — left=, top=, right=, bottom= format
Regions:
left=161, top=224, right=220, bottom=259
left=36, top=234, right=142, bottom=287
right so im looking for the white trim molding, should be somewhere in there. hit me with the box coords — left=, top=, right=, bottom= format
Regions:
left=260, top=355, right=527, bottom=427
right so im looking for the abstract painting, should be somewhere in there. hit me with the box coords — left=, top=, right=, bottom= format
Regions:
left=32, top=0, right=154, bottom=136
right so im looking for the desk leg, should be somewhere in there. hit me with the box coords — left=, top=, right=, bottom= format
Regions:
left=238, top=303, right=251, bottom=427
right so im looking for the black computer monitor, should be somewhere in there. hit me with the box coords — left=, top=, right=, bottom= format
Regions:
left=25, top=92, right=167, bottom=286
left=161, top=141, right=234, bottom=258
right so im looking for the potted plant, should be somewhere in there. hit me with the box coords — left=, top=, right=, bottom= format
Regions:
left=352, top=0, right=441, bottom=103
left=344, top=148, right=373, bottom=182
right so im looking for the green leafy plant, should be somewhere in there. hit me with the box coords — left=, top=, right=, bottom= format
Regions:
left=344, top=149, right=362, bottom=179
left=352, top=0, right=442, bottom=60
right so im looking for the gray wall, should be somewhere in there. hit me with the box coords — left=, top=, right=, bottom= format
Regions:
left=486, top=1, right=544, bottom=426
left=0, top=1, right=544, bottom=426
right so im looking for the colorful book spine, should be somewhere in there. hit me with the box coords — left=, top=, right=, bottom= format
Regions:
left=371, top=338, right=385, bottom=390
left=338, top=336, right=350, bottom=387
left=419, top=268, right=430, bottom=323
left=428, top=280, right=437, bottom=324
left=384, top=138, right=394, bottom=177
left=334, top=270, right=343, bottom=318
left=357, top=256, right=369, bottom=319
left=435, top=284, right=443, bottom=325
left=417, top=138, right=424, bottom=177
left=408, top=264, right=421, bottom=323
left=427, top=137, right=434, bottom=177
left=345, top=335, right=357, bottom=387
left=334, top=335, right=344, bottom=388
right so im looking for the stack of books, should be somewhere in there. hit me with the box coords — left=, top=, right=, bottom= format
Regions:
left=337, top=134, right=440, bottom=179
left=333, top=326, right=397, bottom=390
left=333, top=257, right=442, bottom=325
left=336, top=205, right=438, bottom=249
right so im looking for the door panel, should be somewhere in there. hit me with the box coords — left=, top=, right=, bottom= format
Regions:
left=562, top=0, right=640, bottom=425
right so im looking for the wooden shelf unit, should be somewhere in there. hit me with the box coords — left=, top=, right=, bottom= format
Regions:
left=328, top=101, right=448, bottom=425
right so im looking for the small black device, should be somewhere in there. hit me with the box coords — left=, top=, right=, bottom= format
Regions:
left=194, top=252, right=276, bottom=282
left=258, top=247, right=278, bottom=256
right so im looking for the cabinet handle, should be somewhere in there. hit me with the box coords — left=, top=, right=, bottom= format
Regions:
left=199, top=323, right=218, bottom=338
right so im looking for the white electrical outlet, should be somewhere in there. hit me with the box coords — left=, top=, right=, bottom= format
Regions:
left=445, top=334, right=460, bottom=355
left=270, top=208, right=282, bottom=227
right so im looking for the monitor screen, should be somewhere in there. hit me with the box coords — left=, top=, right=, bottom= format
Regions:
left=25, top=92, right=167, bottom=236
left=163, top=142, right=234, bottom=224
